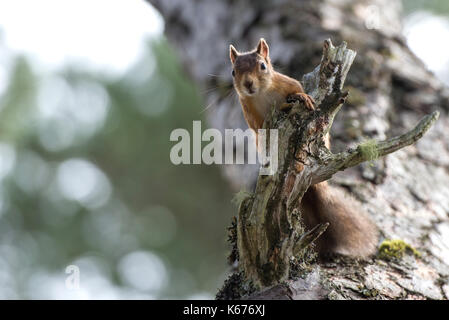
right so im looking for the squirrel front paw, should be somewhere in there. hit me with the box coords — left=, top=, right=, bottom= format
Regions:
left=286, top=93, right=315, bottom=111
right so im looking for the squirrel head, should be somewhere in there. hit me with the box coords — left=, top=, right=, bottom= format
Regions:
left=229, top=38, right=273, bottom=97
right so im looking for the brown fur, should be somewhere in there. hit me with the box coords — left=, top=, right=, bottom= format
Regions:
left=300, top=183, right=378, bottom=257
left=230, top=38, right=378, bottom=258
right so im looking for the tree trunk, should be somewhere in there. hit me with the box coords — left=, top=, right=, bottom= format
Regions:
left=148, top=0, right=449, bottom=299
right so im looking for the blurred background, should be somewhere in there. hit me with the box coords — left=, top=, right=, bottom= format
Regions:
left=0, top=0, right=448, bottom=299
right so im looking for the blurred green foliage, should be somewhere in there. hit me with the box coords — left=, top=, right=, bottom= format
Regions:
left=403, top=0, right=449, bottom=15
left=0, top=38, right=234, bottom=299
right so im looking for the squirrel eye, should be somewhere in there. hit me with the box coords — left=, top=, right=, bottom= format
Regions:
left=232, top=70, right=235, bottom=77
left=260, top=62, right=266, bottom=70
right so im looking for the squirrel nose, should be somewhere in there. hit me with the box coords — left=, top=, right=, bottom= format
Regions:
left=244, top=80, right=253, bottom=90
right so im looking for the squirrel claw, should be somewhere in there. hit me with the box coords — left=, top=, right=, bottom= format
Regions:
left=287, top=93, right=315, bottom=111
left=280, top=102, right=294, bottom=112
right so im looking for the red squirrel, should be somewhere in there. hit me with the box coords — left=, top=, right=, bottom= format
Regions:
left=229, top=38, right=378, bottom=258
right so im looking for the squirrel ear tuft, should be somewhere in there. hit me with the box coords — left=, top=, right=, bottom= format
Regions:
left=256, top=38, right=269, bottom=59
left=229, top=45, right=239, bottom=64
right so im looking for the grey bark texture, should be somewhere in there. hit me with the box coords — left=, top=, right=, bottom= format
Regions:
left=148, top=0, right=449, bottom=299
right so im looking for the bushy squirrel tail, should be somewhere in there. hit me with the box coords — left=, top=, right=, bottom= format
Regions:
left=300, top=182, right=378, bottom=258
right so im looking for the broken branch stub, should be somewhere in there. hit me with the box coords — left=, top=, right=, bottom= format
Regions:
left=236, top=39, right=438, bottom=289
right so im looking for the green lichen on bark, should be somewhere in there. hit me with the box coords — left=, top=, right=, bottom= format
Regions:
left=358, top=139, right=379, bottom=161
left=231, top=189, right=253, bottom=207
left=378, top=239, right=421, bottom=261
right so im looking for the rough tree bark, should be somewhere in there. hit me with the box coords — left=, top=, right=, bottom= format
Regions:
left=148, top=0, right=449, bottom=299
